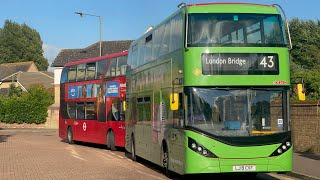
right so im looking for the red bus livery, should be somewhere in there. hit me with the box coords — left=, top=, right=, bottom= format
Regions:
left=59, top=51, right=128, bottom=150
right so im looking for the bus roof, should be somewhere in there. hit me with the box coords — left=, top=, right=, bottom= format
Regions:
left=187, top=2, right=272, bottom=7
left=186, top=2, right=279, bottom=14
left=64, top=51, right=128, bottom=67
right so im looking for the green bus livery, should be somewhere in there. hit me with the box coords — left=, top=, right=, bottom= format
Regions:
left=125, top=2, right=301, bottom=176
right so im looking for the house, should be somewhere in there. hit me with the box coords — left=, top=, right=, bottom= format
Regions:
left=0, top=61, right=54, bottom=95
left=50, top=40, right=133, bottom=104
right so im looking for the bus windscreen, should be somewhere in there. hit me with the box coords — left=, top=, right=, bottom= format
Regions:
left=187, top=13, right=286, bottom=47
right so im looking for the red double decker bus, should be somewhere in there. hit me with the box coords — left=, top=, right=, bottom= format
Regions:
left=59, top=51, right=127, bottom=150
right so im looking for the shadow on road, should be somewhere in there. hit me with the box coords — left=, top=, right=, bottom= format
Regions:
left=123, top=151, right=280, bottom=180
left=298, top=153, right=320, bottom=160
left=58, top=139, right=285, bottom=180
left=0, top=134, right=11, bottom=143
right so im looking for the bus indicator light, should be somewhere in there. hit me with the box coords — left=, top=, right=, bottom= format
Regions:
left=193, top=68, right=201, bottom=76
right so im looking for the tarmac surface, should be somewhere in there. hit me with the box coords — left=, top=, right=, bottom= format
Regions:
left=0, top=128, right=319, bottom=180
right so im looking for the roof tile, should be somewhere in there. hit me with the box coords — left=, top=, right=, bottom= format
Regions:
left=51, top=40, right=133, bottom=67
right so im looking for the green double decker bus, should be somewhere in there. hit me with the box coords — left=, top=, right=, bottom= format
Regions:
left=125, top=2, right=304, bottom=176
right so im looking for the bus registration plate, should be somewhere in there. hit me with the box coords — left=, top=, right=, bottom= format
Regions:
left=233, top=165, right=256, bottom=171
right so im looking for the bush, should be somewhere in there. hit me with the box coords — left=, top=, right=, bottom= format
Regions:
left=0, top=84, right=54, bottom=124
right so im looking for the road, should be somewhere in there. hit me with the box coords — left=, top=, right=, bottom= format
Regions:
left=0, top=130, right=301, bottom=180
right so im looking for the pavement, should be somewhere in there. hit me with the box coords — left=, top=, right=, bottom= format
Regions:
left=290, top=152, right=320, bottom=180
left=0, top=128, right=319, bottom=180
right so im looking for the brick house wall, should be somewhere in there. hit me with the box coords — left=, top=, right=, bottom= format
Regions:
left=291, top=102, right=320, bottom=154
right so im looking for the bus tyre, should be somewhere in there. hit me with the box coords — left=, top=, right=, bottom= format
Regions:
left=131, top=136, right=137, bottom=161
left=107, top=131, right=117, bottom=151
left=162, top=144, right=173, bottom=178
left=67, top=127, right=74, bottom=144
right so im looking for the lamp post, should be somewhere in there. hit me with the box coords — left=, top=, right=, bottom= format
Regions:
left=75, top=12, right=102, bottom=56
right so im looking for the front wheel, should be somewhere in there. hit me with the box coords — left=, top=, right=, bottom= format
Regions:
left=67, top=127, right=74, bottom=144
left=162, top=144, right=173, bottom=178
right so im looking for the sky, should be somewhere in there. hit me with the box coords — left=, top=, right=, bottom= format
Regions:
left=0, top=0, right=319, bottom=68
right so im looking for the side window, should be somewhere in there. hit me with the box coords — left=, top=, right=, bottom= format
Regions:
left=130, top=44, right=138, bottom=69
left=151, top=30, right=158, bottom=60
left=77, top=64, right=86, bottom=82
left=145, top=34, right=153, bottom=63
left=86, top=62, right=96, bottom=80
left=159, top=21, right=171, bottom=56
left=61, top=67, right=69, bottom=84
left=76, top=102, right=85, bottom=119
left=137, top=97, right=144, bottom=121
left=136, top=96, right=151, bottom=122
left=154, top=24, right=164, bottom=58
left=68, top=66, right=77, bottom=82
left=117, top=55, right=127, bottom=76
left=96, top=59, right=108, bottom=79
left=144, top=97, right=151, bottom=122
left=138, top=40, right=145, bottom=67
left=85, top=102, right=96, bottom=120
left=67, top=102, right=76, bottom=119
left=106, top=58, right=117, bottom=78
left=170, top=13, right=183, bottom=52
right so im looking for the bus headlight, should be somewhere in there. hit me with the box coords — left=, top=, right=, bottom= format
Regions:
left=191, top=143, right=197, bottom=150
left=203, top=149, right=208, bottom=156
left=286, top=142, right=291, bottom=147
left=270, top=138, right=292, bottom=157
left=188, top=137, right=217, bottom=158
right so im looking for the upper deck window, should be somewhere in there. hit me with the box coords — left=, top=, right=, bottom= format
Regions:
left=187, top=13, right=286, bottom=47
left=76, top=64, right=86, bottom=81
left=61, top=67, right=68, bottom=84
left=68, top=66, right=77, bottom=82
left=96, top=59, right=108, bottom=79
left=105, top=55, right=127, bottom=78
left=86, top=62, right=96, bottom=80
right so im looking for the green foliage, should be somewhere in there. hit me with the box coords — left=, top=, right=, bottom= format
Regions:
left=0, top=84, right=54, bottom=124
left=8, top=83, right=22, bottom=97
left=289, top=18, right=320, bottom=101
left=0, top=20, right=49, bottom=70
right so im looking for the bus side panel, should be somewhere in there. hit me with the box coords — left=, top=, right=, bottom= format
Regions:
left=59, top=113, right=66, bottom=140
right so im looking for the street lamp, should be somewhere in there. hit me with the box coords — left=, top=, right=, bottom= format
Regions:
left=75, top=12, right=102, bottom=56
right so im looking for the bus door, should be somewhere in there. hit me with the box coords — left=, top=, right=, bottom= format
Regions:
left=106, top=97, right=126, bottom=147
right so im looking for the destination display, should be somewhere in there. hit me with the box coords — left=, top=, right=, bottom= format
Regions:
left=202, top=53, right=279, bottom=75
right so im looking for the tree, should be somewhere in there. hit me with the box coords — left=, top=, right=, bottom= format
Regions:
left=0, top=20, right=48, bottom=71
left=289, top=18, right=320, bottom=101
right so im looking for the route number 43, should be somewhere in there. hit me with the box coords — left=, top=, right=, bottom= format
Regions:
left=260, top=56, right=274, bottom=68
